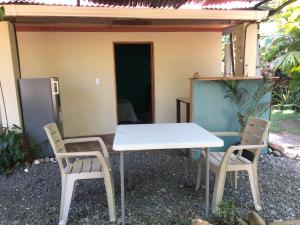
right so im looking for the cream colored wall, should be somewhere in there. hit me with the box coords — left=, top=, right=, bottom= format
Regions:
left=0, top=22, right=22, bottom=128
left=17, top=31, right=221, bottom=137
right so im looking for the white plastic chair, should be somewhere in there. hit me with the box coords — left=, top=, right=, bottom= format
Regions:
left=44, top=123, right=116, bottom=225
left=196, top=117, right=271, bottom=212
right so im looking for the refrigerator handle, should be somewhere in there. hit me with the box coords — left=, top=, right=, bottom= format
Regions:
left=51, top=80, right=59, bottom=95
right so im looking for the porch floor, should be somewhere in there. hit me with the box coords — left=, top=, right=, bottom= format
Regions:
left=0, top=145, right=299, bottom=225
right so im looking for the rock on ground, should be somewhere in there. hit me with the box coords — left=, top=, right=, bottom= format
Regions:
left=191, top=218, right=213, bottom=225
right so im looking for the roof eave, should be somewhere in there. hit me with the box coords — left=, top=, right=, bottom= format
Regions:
left=3, top=5, right=269, bottom=22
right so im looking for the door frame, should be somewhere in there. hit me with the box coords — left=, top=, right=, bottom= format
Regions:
left=113, top=42, right=155, bottom=124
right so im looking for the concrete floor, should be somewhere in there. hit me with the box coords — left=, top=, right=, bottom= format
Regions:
left=65, top=134, right=117, bottom=154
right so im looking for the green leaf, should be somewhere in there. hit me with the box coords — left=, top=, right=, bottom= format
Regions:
left=270, top=51, right=300, bottom=72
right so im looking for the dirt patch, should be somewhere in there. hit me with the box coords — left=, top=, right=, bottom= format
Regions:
left=269, top=132, right=300, bottom=159
left=277, top=119, right=300, bottom=129
left=270, top=132, right=300, bottom=146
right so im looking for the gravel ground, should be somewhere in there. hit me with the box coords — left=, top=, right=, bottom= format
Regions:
left=0, top=150, right=299, bottom=225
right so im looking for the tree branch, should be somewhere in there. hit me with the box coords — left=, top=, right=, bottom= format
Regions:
left=268, top=0, right=297, bottom=17
left=253, top=0, right=272, bottom=9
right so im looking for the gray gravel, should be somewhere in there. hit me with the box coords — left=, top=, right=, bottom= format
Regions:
left=0, top=151, right=299, bottom=225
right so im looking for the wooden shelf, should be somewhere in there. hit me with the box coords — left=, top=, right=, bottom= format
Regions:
left=189, top=76, right=275, bottom=81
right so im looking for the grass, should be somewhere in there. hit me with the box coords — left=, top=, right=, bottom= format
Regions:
left=270, top=109, right=300, bottom=135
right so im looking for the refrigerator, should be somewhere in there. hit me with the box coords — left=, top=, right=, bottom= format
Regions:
left=19, top=77, right=63, bottom=158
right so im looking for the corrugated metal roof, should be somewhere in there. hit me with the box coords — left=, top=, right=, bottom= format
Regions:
left=0, top=0, right=262, bottom=9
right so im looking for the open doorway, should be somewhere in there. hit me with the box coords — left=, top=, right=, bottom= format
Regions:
left=114, top=43, right=154, bottom=124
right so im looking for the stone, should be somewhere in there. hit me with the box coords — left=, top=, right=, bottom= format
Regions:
left=268, top=148, right=273, bottom=154
left=50, top=157, right=56, bottom=162
left=285, top=151, right=298, bottom=159
left=33, top=160, right=40, bottom=165
left=269, top=220, right=300, bottom=225
left=273, top=151, right=282, bottom=157
left=248, top=211, right=266, bottom=225
left=191, top=218, right=213, bottom=225
left=24, top=168, right=29, bottom=173
left=45, top=157, right=50, bottom=162
left=160, top=188, right=167, bottom=193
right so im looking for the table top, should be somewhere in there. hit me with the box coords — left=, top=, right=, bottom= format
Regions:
left=113, top=123, right=224, bottom=151
left=176, top=97, right=191, bottom=104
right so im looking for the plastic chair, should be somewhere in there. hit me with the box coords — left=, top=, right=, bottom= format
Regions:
left=44, top=123, right=116, bottom=225
left=196, top=117, right=271, bottom=212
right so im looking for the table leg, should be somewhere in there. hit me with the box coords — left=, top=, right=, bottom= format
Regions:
left=127, top=152, right=132, bottom=190
left=120, top=152, right=125, bottom=225
left=205, top=147, right=210, bottom=217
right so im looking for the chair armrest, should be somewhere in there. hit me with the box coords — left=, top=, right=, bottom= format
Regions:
left=217, top=144, right=266, bottom=171
left=56, top=151, right=102, bottom=158
left=228, top=144, right=266, bottom=152
left=212, top=132, right=242, bottom=137
left=63, top=137, right=110, bottom=160
left=64, top=137, right=103, bottom=144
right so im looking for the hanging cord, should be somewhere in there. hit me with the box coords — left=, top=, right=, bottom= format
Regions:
left=0, top=81, right=9, bottom=128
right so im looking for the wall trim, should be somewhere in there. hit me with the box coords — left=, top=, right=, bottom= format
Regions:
left=4, top=5, right=269, bottom=21
left=15, top=25, right=224, bottom=32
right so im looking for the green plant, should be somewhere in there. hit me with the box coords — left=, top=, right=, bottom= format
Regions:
left=181, top=218, right=193, bottom=225
left=0, top=6, right=4, bottom=21
left=271, top=76, right=300, bottom=109
left=260, top=3, right=300, bottom=102
left=215, top=201, right=243, bottom=225
left=223, top=79, right=272, bottom=131
left=0, top=125, right=29, bottom=174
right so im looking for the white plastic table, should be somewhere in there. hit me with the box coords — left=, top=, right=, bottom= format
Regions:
left=113, top=123, right=224, bottom=225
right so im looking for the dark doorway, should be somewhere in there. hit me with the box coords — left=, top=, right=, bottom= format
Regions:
left=114, top=43, right=154, bottom=124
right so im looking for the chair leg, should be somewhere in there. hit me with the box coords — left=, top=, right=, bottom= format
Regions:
left=195, top=159, right=203, bottom=191
left=229, top=171, right=237, bottom=190
left=248, top=167, right=261, bottom=211
left=104, top=173, right=116, bottom=222
left=212, top=170, right=226, bottom=213
left=72, top=181, right=77, bottom=200
left=59, top=178, right=66, bottom=224
left=59, top=176, right=75, bottom=225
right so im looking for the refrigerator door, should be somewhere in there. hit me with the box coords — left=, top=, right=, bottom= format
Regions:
left=19, top=77, right=62, bottom=157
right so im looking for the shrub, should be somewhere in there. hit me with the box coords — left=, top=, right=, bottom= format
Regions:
left=0, top=125, right=31, bottom=174
left=215, top=201, right=243, bottom=225
left=272, top=77, right=300, bottom=110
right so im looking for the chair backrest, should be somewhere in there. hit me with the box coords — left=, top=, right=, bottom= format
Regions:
left=241, top=116, right=271, bottom=145
left=44, top=123, right=66, bottom=155
left=238, top=117, right=271, bottom=163
left=44, top=123, right=68, bottom=174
